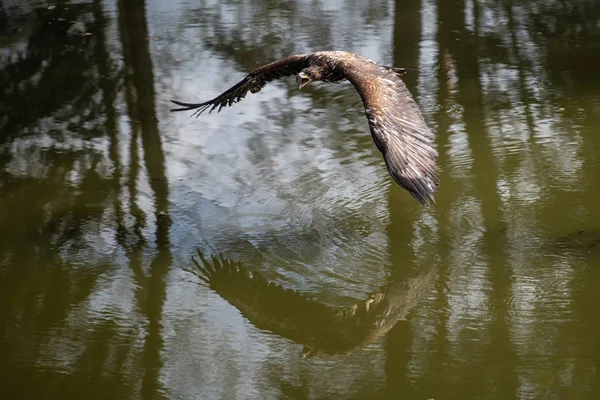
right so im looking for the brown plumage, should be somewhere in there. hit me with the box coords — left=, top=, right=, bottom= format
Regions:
left=171, top=51, right=439, bottom=205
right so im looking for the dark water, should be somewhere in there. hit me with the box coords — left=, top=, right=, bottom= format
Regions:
left=1, top=0, right=600, bottom=399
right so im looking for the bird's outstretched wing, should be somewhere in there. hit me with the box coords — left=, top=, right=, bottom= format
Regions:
left=170, top=54, right=311, bottom=117
left=343, top=60, right=439, bottom=205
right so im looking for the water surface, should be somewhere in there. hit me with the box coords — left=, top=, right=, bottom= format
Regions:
left=1, top=0, right=600, bottom=399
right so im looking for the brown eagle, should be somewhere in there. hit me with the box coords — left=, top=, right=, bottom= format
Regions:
left=171, top=51, right=439, bottom=205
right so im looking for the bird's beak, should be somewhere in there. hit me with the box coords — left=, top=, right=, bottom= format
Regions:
left=297, top=72, right=310, bottom=90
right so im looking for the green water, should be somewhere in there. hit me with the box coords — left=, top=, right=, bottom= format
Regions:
left=1, top=0, right=600, bottom=399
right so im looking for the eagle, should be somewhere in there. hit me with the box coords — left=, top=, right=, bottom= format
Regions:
left=171, top=51, right=439, bottom=205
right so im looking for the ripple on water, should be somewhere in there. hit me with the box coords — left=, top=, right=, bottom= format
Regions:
left=206, top=173, right=392, bottom=303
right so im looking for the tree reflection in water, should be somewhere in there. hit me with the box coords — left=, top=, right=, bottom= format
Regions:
left=0, top=1, right=170, bottom=397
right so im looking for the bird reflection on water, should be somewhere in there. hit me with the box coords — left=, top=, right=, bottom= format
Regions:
left=184, top=251, right=437, bottom=357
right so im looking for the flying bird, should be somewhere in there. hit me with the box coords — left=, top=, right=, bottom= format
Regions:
left=171, top=51, right=439, bottom=205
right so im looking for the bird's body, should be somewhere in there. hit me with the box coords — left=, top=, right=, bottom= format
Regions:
left=171, top=51, right=439, bottom=205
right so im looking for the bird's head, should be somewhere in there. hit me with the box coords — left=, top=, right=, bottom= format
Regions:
left=297, top=67, right=321, bottom=90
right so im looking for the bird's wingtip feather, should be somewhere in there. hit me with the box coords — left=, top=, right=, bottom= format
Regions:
left=169, top=99, right=210, bottom=113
